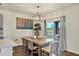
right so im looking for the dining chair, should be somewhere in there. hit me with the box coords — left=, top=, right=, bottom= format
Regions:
left=22, top=38, right=28, bottom=55
left=41, top=41, right=58, bottom=56
left=27, top=39, right=39, bottom=56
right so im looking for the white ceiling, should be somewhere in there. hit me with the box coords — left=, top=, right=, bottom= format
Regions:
left=0, top=3, right=79, bottom=16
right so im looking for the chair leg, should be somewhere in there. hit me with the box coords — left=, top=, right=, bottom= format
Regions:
left=41, top=50, right=49, bottom=56
left=26, top=50, right=29, bottom=56
left=31, top=50, right=33, bottom=56
left=42, top=50, right=43, bottom=56
left=38, top=47, right=41, bottom=56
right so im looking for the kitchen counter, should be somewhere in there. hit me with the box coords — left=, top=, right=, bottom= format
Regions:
left=0, top=39, right=17, bottom=48
left=0, top=39, right=17, bottom=56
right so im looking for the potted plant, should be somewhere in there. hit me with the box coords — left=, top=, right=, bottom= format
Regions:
left=33, top=23, right=41, bottom=38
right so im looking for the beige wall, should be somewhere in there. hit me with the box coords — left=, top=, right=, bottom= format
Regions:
left=0, top=9, right=33, bottom=40
left=64, top=5, right=79, bottom=54
left=44, top=5, right=79, bottom=54
left=0, top=9, right=44, bottom=40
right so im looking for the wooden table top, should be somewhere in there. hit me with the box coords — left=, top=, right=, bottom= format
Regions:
left=22, top=36, right=54, bottom=46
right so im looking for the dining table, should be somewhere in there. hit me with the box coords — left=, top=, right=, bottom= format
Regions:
left=22, top=36, right=54, bottom=56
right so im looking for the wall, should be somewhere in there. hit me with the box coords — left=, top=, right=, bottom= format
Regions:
left=64, top=5, right=79, bottom=54
left=44, top=5, right=79, bottom=54
left=0, top=9, right=33, bottom=40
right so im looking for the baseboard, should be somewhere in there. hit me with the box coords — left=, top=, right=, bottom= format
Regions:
left=64, top=50, right=79, bottom=56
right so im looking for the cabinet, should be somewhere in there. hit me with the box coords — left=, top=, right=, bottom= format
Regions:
left=0, top=39, right=17, bottom=56
left=13, top=45, right=26, bottom=56
left=0, top=47, right=13, bottom=56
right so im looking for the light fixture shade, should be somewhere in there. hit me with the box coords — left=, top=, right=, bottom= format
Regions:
left=32, top=6, right=44, bottom=21
left=32, top=15, right=44, bottom=21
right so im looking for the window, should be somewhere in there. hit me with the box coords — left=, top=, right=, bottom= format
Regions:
left=44, top=20, right=60, bottom=39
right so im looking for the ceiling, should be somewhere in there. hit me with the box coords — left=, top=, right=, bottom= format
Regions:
left=0, top=3, right=78, bottom=16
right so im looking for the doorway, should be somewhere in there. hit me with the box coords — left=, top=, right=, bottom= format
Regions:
left=44, top=16, right=66, bottom=55
left=45, top=20, right=60, bottom=39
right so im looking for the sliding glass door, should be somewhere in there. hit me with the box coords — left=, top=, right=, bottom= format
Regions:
left=46, top=21, right=54, bottom=38
left=44, top=20, right=60, bottom=39
left=44, top=16, right=66, bottom=55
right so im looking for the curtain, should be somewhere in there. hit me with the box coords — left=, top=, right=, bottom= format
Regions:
left=58, top=16, right=66, bottom=56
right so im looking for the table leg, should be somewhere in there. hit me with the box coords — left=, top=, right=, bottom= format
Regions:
left=38, top=46, right=41, bottom=56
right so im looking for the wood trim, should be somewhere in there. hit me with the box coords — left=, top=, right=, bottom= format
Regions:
left=64, top=50, right=79, bottom=56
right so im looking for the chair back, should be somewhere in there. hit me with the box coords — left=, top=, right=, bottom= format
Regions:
left=50, top=41, right=58, bottom=55
left=27, top=39, right=33, bottom=50
left=22, top=38, right=27, bottom=47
